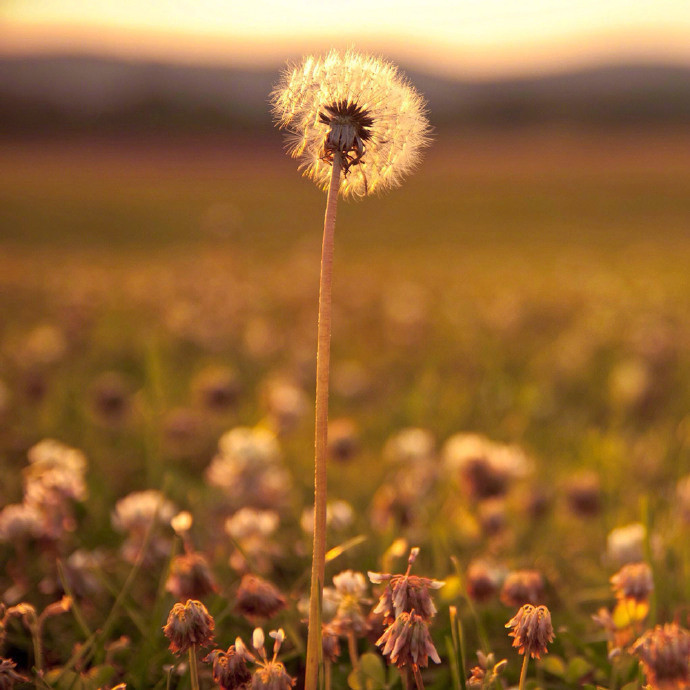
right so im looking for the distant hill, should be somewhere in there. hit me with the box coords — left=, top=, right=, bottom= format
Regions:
left=1, top=54, right=689, bottom=134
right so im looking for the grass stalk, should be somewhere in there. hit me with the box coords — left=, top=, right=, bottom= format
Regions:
left=518, top=654, right=529, bottom=690
left=188, top=644, right=200, bottom=690
left=304, top=153, right=342, bottom=690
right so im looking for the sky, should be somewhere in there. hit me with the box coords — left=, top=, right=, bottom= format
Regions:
left=2, top=0, right=690, bottom=77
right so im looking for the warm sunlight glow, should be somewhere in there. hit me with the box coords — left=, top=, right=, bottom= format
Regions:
left=2, top=0, right=690, bottom=76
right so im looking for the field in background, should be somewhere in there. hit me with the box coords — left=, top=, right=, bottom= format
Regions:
left=1, top=129, right=690, bottom=688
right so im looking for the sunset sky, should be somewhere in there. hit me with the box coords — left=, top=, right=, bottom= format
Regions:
left=2, top=0, right=690, bottom=77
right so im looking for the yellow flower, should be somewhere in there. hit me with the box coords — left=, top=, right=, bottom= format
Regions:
left=271, top=50, right=430, bottom=198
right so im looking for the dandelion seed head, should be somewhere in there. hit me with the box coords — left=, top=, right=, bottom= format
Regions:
left=271, top=49, right=430, bottom=198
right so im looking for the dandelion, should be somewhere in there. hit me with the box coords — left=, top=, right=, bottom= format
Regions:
left=271, top=49, right=430, bottom=690
left=272, top=49, right=429, bottom=198
left=630, top=622, right=690, bottom=689
left=506, top=604, right=555, bottom=690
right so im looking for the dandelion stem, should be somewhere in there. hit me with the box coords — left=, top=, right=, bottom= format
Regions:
left=305, top=152, right=342, bottom=690
left=518, top=654, right=529, bottom=690
left=189, top=644, right=200, bottom=690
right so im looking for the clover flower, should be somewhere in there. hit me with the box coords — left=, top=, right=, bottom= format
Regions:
left=272, top=49, right=430, bottom=198
left=163, top=600, right=215, bottom=656
left=375, top=610, right=441, bottom=670
left=505, top=604, right=554, bottom=659
left=330, top=570, right=369, bottom=637
left=630, top=623, right=690, bottom=689
left=205, top=644, right=252, bottom=690
left=369, top=547, right=445, bottom=624
left=610, top=562, right=654, bottom=604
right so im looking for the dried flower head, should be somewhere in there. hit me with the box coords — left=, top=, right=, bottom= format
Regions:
left=205, top=645, right=252, bottom=690
left=163, top=599, right=215, bottom=655
left=500, top=570, right=545, bottom=608
left=610, top=562, right=654, bottom=604
left=165, top=552, right=218, bottom=601
left=272, top=49, right=430, bottom=198
left=505, top=604, right=555, bottom=659
left=234, top=574, right=286, bottom=622
left=630, top=623, right=690, bottom=690
left=369, top=548, right=444, bottom=624
left=375, top=610, right=441, bottom=670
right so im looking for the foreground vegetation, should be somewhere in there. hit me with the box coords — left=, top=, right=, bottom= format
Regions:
left=0, top=131, right=689, bottom=688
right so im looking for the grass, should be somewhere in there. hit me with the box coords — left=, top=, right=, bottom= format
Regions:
left=0, top=128, right=689, bottom=688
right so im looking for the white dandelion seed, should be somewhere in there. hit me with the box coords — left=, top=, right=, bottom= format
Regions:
left=271, top=49, right=430, bottom=198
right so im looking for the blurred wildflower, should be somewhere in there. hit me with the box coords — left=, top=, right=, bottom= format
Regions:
left=162, top=407, right=205, bottom=457
left=630, top=623, right=690, bottom=690
left=330, top=570, right=369, bottom=637
left=300, top=500, right=354, bottom=534
left=321, top=624, right=341, bottom=663
left=465, top=560, right=506, bottom=603
left=327, top=417, right=360, bottom=463
left=506, top=604, right=554, bottom=659
left=383, top=428, right=436, bottom=467
left=87, top=371, right=134, bottom=427
left=205, top=644, right=252, bottom=690
left=443, top=433, right=530, bottom=501
left=606, top=522, right=646, bottom=566
left=610, top=562, right=654, bottom=604
left=112, top=490, right=176, bottom=564
left=272, top=49, right=429, bottom=198
left=500, top=570, right=545, bottom=608
left=166, top=552, right=218, bottom=601
left=564, top=471, right=602, bottom=517
left=235, top=574, right=286, bottom=622
left=206, top=427, right=292, bottom=512
left=478, top=497, right=507, bottom=537
left=163, top=599, right=215, bottom=656
left=62, top=548, right=106, bottom=599
left=0, top=503, right=44, bottom=542
left=225, top=508, right=281, bottom=573
left=191, top=365, right=240, bottom=414
left=261, top=378, right=309, bottom=435
left=21, top=439, right=88, bottom=542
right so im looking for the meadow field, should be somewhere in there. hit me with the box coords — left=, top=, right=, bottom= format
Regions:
left=1, top=129, right=689, bottom=689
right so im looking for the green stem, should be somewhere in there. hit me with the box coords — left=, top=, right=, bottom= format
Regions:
left=304, top=153, right=342, bottom=690
left=518, top=654, right=530, bottom=690
left=189, top=644, right=200, bottom=690
left=31, top=623, right=43, bottom=688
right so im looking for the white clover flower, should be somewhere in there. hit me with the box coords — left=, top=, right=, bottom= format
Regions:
left=272, top=49, right=430, bottom=198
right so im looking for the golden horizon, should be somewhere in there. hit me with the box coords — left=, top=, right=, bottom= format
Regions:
left=2, top=12, right=690, bottom=79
